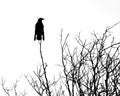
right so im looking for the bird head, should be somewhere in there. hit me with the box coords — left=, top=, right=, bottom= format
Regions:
left=38, top=18, right=44, bottom=21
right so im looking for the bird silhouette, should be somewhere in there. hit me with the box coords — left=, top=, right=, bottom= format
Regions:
left=34, top=18, right=45, bottom=41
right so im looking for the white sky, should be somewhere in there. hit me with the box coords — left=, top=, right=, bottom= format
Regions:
left=0, top=0, right=120, bottom=95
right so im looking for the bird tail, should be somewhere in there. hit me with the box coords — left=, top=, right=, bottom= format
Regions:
left=34, top=34, right=36, bottom=41
left=43, top=35, right=45, bottom=41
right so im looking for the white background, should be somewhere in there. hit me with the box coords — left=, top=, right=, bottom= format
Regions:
left=0, top=0, right=120, bottom=95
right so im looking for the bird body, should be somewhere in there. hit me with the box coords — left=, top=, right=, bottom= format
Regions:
left=34, top=18, right=45, bottom=41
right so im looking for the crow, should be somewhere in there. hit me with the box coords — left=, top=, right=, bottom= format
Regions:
left=34, top=18, right=45, bottom=41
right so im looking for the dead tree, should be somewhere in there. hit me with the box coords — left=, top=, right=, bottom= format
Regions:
left=26, top=21, right=120, bottom=96
left=60, top=21, right=120, bottom=96
left=82, top=23, right=120, bottom=96
left=25, top=41, right=51, bottom=96
left=60, top=30, right=87, bottom=96
left=1, top=78, right=27, bottom=96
